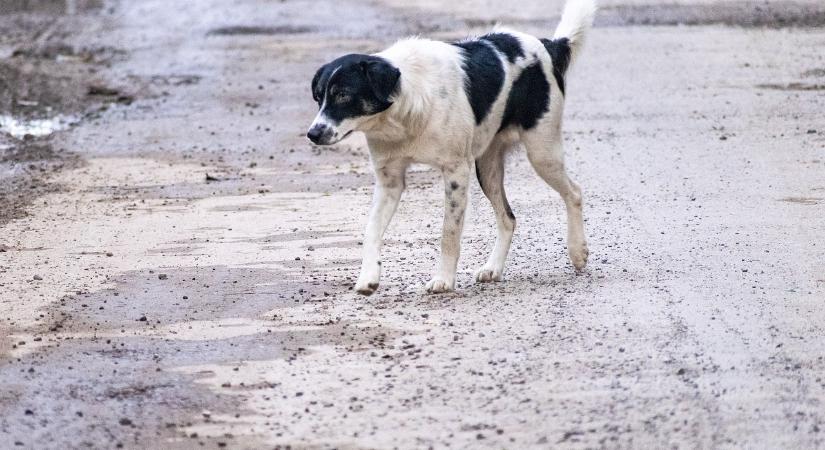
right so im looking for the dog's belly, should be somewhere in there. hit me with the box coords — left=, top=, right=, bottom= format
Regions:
left=470, top=110, right=523, bottom=159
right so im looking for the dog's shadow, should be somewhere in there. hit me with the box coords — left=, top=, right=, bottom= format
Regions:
left=355, top=267, right=598, bottom=312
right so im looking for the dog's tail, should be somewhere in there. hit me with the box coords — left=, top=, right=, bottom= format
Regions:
left=552, top=0, right=597, bottom=65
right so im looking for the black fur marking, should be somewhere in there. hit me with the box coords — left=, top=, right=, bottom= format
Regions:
left=450, top=181, right=460, bottom=191
left=361, top=59, right=401, bottom=104
left=452, top=40, right=505, bottom=125
left=505, top=205, right=515, bottom=220
left=311, top=54, right=400, bottom=124
left=540, top=38, right=571, bottom=95
left=499, top=63, right=550, bottom=132
left=475, top=164, right=515, bottom=220
left=480, top=33, right=524, bottom=64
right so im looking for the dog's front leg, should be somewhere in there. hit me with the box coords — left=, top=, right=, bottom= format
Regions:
left=355, top=163, right=407, bottom=296
left=426, top=163, right=471, bottom=294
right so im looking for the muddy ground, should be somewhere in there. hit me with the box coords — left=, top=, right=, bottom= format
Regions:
left=1, top=0, right=824, bottom=448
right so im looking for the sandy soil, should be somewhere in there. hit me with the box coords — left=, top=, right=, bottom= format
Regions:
left=1, top=0, right=824, bottom=448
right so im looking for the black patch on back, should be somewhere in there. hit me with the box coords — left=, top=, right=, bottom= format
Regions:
left=452, top=40, right=505, bottom=125
left=480, top=33, right=524, bottom=64
left=499, top=63, right=550, bottom=132
left=540, top=38, right=571, bottom=95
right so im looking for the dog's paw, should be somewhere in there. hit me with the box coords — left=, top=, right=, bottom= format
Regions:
left=425, top=277, right=454, bottom=294
left=475, top=267, right=503, bottom=283
left=355, top=281, right=379, bottom=296
left=355, top=263, right=381, bottom=296
left=570, top=242, right=589, bottom=272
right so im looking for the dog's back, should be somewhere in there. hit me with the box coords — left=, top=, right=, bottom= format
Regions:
left=372, top=0, right=597, bottom=159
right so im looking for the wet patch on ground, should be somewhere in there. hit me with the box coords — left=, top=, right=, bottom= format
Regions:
left=756, top=82, right=825, bottom=91
left=0, top=331, right=262, bottom=449
left=0, top=61, right=92, bottom=118
left=88, top=167, right=369, bottom=206
left=801, top=68, right=825, bottom=78
left=0, top=5, right=136, bottom=226
left=123, top=74, right=201, bottom=91
left=41, top=266, right=315, bottom=332
left=203, top=0, right=462, bottom=41
left=10, top=43, right=124, bottom=64
left=463, top=1, right=825, bottom=29
left=207, top=25, right=316, bottom=36
left=0, top=0, right=102, bottom=15
left=597, top=2, right=825, bottom=28
left=0, top=261, right=402, bottom=448
left=0, top=138, right=81, bottom=225
left=780, top=197, right=823, bottom=205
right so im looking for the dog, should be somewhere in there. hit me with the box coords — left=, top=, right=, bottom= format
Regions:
left=307, top=0, right=596, bottom=295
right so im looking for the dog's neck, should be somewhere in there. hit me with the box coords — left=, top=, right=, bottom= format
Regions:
left=360, top=110, right=411, bottom=144
left=360, top=90, right=432, bottom=148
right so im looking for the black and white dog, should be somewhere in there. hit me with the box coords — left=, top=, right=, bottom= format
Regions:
left=308, top=0, right=596, bottom=295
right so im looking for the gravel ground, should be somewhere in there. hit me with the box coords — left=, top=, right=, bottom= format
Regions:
left=1, top=0, right=824, bottom=448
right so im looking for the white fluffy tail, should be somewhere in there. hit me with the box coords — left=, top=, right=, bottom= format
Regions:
left=553, top=0, right=597, bottom=62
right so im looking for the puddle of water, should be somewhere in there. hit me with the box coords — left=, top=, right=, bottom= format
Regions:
left=0, top=114, right=77, bottom=139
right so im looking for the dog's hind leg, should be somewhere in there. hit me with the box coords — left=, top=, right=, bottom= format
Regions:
left=426, top=162, right=472, bottom=293
left=355, top=161, right=408, bottom=296
left=474, top=136, right=516, bottom=283
left=522, top=123, right=589, bottom=271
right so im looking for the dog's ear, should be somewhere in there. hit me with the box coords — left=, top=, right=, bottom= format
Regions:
left=360, top=59, right=400, bottom=104
left=311, top=66, right=325, bottom=103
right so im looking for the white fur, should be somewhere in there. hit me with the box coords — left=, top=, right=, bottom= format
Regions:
left=554, top=0, right=598, bottom=62
left=347, top=0, right=596, bottom=295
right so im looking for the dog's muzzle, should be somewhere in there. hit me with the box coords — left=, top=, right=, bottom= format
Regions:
left=307, top=123, right=333, bottom=145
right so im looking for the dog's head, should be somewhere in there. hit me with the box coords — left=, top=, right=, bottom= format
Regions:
left=307, top=54, right=400, bottom=145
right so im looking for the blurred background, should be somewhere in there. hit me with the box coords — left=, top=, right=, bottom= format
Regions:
left=1, top=0, right=824, bottom=448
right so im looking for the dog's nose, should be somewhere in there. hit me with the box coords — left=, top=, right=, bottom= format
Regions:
left=307, top=124, right=327, bottom=144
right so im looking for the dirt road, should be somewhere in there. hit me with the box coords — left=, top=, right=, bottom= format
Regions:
left=1, top=0, right=824, bottom=448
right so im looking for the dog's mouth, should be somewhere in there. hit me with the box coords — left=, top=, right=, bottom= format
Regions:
left=327, top=130, right=353, bottom=144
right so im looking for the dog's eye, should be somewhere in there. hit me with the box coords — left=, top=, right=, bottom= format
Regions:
left=335, top=91, right=350, bottom=103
